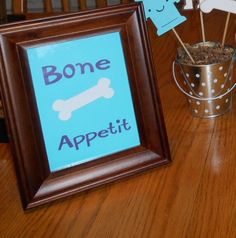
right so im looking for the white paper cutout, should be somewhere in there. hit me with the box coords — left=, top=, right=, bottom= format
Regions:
left=200, top=0, right=236, bottom=14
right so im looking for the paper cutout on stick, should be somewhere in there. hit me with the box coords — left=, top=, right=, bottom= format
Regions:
left=183, top=0, right=204, bottom=10
left=200, top=0, right=236, bottom=14
left=184, top=0, right=194, bottom=10
left=138, top=0, right=187, bottom=35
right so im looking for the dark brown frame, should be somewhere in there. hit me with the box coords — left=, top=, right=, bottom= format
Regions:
left=0, top=3, right=171, bottom=210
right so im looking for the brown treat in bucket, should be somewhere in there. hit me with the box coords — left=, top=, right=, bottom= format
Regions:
left=177, top=42, right=235, bottom=65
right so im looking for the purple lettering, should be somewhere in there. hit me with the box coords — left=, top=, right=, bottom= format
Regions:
left=73, top=135, right=85, bottom=150
left=58, top=135, right=73, bottom=150
left=96, top=59, right=110, bottom=70
left=98, top=129, right=109, bottom=138
left=75, top=62, right=94, bottom=74
left=42, top=59, right=111, bottom=86
left=85, top=132, right=97, bottom=147
left=107, top=122, right=117, bottom=134
left=122, top=119, right=131, bottom=130
left=42, top=65, right=62, bottom=85
left=63, top=64, right=76, bottom=78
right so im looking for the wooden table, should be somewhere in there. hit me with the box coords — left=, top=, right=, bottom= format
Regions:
left=0, top=10, right=236, bottom=238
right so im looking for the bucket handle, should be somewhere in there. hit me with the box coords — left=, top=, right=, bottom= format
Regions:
left=172, top=61, right=236, bottom=101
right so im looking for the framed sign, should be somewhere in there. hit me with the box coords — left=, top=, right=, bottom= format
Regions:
left=0, top=3, right=171, bottom=209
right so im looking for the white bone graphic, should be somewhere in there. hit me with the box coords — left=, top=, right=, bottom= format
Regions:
left=53, top=78, right=115, bottom=121
left=200, top=0, right=236, bottom=14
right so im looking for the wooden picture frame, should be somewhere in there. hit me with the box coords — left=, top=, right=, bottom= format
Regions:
left=0, top=3, right=171, bottom=209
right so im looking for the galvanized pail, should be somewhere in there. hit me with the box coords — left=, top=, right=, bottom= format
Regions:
left=173, top=42, right=236, bottom=118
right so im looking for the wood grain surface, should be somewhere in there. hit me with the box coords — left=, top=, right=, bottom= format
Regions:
left=0, top=9, right=236, bottom=238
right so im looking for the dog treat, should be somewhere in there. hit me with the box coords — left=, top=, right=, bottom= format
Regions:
left=177, top=43, right=234, bottom=65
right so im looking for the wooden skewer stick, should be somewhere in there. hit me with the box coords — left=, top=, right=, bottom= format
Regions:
left=172, top=28, right=195, bottom=64
left=200, top=11, right=206, bottom=44
left=222, top=12, right=231, bottom=47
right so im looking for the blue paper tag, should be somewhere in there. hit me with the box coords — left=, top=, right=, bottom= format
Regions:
left=137, top=0, right=186, bottom=35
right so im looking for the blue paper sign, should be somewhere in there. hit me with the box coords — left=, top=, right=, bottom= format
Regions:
left=137, top=0, right=186, bottom=35
left=27, top=32, right=141, bottom=172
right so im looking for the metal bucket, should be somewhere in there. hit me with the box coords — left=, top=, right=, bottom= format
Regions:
left=173, top=42, right=236, bottom=118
